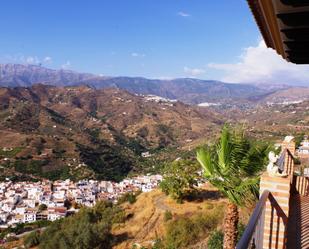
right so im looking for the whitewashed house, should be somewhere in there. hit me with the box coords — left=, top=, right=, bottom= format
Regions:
left=23, top=210, right=37, bottom=223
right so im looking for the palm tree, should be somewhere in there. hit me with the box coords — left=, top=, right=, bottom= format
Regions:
left=197, top=126, right=268, bottom=249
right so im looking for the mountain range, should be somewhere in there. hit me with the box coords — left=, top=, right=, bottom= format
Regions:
left=0, top=63, right=295, bottom=105
left=1, top=64, right=309, bottom=182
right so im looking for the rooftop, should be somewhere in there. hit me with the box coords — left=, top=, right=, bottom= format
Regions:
left=248, top=0, right=309, bottom=64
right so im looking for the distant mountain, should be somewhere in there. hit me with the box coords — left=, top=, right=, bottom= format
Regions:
left=0, top=64, right=95, bottom=87
left=259, top=87, right=309, bottom=104
left=75, top=77, right=270, bottom=104
left=0, top=63, right=272, bottom=104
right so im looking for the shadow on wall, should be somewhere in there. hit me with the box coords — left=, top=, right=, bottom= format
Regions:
left=266, top=193, right=288, bottom=249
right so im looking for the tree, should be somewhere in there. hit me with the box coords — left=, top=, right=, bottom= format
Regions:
left=38, top=204, right=47, bottom=212
left=160, top=159, right=200, bottom=202
left=197, top=126, right=268, bottom=249
left=39, top=201, right=125, bottom=249
left=294, top=132, right=305, bottom=148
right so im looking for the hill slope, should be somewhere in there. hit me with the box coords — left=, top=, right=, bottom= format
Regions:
left=0, top=84, right=222, bottom=181
left=259, top=87, right=309, bottom=104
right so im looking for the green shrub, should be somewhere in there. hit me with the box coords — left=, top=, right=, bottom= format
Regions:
left=164, top=211, right=173, bottom=222
left=164, top=209, right=222, bottom=249
left=206, top=223, right=245, bottom=249
left=127, top=194, right=137, bottom=204
left=38, top=201, right=124, bottom=249
left=207, top=230, right=223, bottom=249
left=24, top=230, right=41, bottom=248
left=118, top=191, right=141, bottom=205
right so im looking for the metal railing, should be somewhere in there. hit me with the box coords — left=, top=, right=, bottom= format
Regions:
left=236, top=190, right=270, bottom=249
left=237, top=149, right=295, bottom=249
left=277, top=149, right=286, bottom=173
left=277, top=148, right=294, bottom=175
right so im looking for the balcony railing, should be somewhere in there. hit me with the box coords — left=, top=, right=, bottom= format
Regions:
left=236, top=190, right=270, bottom=249
left=237, top=148, right=295, bottom=249
left=278, top=148, right=294, bottom=175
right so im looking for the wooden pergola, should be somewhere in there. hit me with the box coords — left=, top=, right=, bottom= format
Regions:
left=248, top=0, right=309, bottom=64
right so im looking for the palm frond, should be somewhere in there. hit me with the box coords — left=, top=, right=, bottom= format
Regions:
left=217, top=126, right=232, bottom=172
left=196, top=148, right=214, bottom=177
left=196, top=126, right=267, bottom=207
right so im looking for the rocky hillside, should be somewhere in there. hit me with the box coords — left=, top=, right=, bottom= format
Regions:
left=0, top=84, right=222, bottom=182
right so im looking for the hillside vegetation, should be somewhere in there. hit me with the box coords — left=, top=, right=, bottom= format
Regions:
left=0, top=84, right=222, bottom=181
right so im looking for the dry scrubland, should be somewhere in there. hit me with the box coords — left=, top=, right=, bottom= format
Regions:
left=113, top=185, right=251, bottom=249
left=2, top=186, right=252, bottom=249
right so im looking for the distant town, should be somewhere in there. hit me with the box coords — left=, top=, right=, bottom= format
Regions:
left=0, top=174, right=162, bottom=227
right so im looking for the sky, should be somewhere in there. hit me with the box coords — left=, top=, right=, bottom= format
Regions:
left=1, top=0, right=309, bottom=85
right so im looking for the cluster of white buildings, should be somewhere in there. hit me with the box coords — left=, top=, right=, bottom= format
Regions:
left=0, top=174, right=162, bottom=227
left=297, top=135, right=309, bottom=158
left=142, top=94, right=177, bottom=107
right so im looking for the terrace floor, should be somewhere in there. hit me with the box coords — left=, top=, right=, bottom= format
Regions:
left=287, top=195, right=309, bottom=249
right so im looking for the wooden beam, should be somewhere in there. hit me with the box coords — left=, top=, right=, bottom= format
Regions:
left=259, top=0, right=286, bottom=59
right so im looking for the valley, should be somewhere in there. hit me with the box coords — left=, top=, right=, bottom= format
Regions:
left=1, top=64, right=309, bottom=183
left=0, top=83, right=222, bottom=182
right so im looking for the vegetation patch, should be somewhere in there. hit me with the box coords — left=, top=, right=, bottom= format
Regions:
left=46, top=108, right=66, bottom=125
left=35, top=201, right=125, bottom=249
left=0, top=147, right=22, bottom=158
left=160, top=159, right=201, bottom=202
left=14, top=159, right=48, bottom=175
left=118, top=191, right=141, bottom=205
left=77, top=143, right=132, bottom=182
left=0, top=220, right=51, bottom=240
left=163, top=207, right=224, bottom=249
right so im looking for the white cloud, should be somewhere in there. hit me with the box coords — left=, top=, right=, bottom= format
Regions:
left=178, top=11, right=190, bottom=17
left=43, top=56, right=52, bottom=64
left=131, top=52, right=145, bottom=58
left=208, top=40, right=309, bottom=85
left=26, top=56, right=39, bottom=64
left=0, top=54, right=54, bottom=66
left=61, top=61, right=71, bottom=69
left=184, top=66, right=206, bottom=77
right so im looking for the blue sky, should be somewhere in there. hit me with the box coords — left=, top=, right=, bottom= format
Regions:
left=1, top=1, right=309, bottom=84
